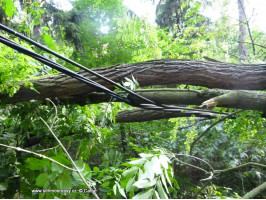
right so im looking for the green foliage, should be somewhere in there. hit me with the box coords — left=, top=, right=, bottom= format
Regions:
left=1, top=0, right=17, bottom=18
left=99, top=151, right=178, bottom=199
left=0, top=0, right=265, bottom=199
left=0, top=37, right=41, bottom=96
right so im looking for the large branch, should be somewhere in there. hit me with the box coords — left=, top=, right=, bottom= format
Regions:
left=116, top=109, right=224, bottom=122
left=242, top=182, right=266, bottom=199
left=1, top=59, right=265, bottom=104
left=115, top=89, right=265, bottom=122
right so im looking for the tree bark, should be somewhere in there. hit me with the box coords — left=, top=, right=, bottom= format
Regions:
left=116, top=109, right=226, bottom=123
left=1, top=60, right=265, bottom=104
left=242, top=182, right=266, bottom=199
left=115, top=89, right=266, bottom=122
left=238, top=0, right=248, bottom=62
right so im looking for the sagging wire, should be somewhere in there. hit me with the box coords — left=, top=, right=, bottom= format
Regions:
left=0, top=24, right=230, bottom=117
left=0, top=23, right=155, bottom=105
left=0, top=34, right=133, bottom=105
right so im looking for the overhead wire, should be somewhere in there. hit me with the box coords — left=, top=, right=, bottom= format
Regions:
left=0, top=23, right=156, bottom=105
left=0, top=24, right=231, bottom=117
left=0, top=35, right=133, bottom=105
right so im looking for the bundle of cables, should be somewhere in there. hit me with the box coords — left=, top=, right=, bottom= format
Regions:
left=0, top=23, right=229, bottom=118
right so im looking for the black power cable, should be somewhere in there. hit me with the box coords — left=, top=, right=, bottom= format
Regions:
left=0, top=23, right=156, bottom=105
left=0, top=25, right=231, bottom=117
left=0, top=35, right=134, bottom=105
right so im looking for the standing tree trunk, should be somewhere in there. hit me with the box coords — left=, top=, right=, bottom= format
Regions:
left=238, top=0, right=248, bottom=62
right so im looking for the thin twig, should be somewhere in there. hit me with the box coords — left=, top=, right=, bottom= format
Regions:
left=193, top=179, right=212, bottom=198
left=239, top=0, right=256, bottom=55
left=45, top=98, right=58, bottom=128
left=173, top=157, right=208, bottom=174
left=240, top=41, right=266, bottom=49
left=40, top=118, right=100, bottom=199
left=0, top=143, right=78, bottom=171
left=214, top=162, right=266, bottom=174
left=175, top=153, right=214, bottom=172
left=35, top=145, right=59, bottom=152
left=190, top=109, right=243, bottom=155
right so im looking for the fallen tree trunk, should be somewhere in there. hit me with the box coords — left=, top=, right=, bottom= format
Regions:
left=115, top=89, right=266, bottom=122
left=1, top=59, right=266, bottom=104
left=87, top=88, right=266, bottom=110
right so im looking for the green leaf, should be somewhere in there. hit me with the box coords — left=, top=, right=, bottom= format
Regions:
left=161, top=172, right=169, bottom=194
left=144, top=161, right=155, bottom=180
left=126, top=177, right=136, bottom=193
left=156, top=180, right=168, bottom=199
left=132, top=188, right=153, bottom=199
left=72, top=171, right=83, bottom=185
left=153, top=190, right=160, bottom=199
left=139, top=153, right=153, bottom=158
left=138, top=168, right=146, bottom=181
left=159, top=155, right=170, bottom=169
left=113, top=184, right=117, bottom=195
left=42, top=33, right=56, bottom=50
left=173, top=179, right=180, bottom=190
left=151, top=156, right=162, bottom=175
left=122, top=166, right=138, bottom=178
left=49, top=172, right=57, bottom=182
left=164, top=169, right=172, bottom=187
left=133, top=179, right=157, bottom=188
left=51, top=162, right=64, bottom=173
left=56, top=173, right=72, bottom=189
left=26, top=158, right=47, bottom=170
left=128, top=158, right=146, bottom=165
left=116, top=182, right=127, bottom=198
left=36, top=173, right=48, bottom=187
left=1, top=0, right=17, bottom=18
left=51, top=155, right=71, bottom=166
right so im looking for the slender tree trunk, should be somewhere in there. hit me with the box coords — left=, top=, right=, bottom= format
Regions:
left=238, top=0, right=248, bottom=62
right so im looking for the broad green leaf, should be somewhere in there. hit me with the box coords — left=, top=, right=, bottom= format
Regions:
left=144, top=161, right=155, bottom=180
left=153, top=190, right=160, bottom=199
left=42, top=33, right=56, bottom=50
left=51, top=156, right=71, bottom=166
left=173, top=179, right=180, bottom=190
left=113, top=184, right=117, bottom=195
left=159, top=155, right=170, bottom=169
left=36, top=173, right=48, bottom=187
left=101, top=181, right=111, bottom=188
left=122, top=166, right=138, bottom=178
left=132, top=188, right=153, bottom=199
left=151, top=156, right=162, bottom=175
left=116, top=182, right=127, bottom=198
left=139, top=153, right=153, bottom=158
left=138, top=168, right=146, bottom=181
left=74, top=160, right=91, bottom=178
left=1, top=0, right=17, bottom=18
left=126, top=177, right=136, bottom=193
left=51, top=162, right=64, bottom=173
left=26, top=158, right=47, bottom=170
left=133, top=179, right=156, bottom=188
left=49, top=172, right=57, bottom=182
left=72, top=171, right=84, bottom=185
left=161, top=172, right=169, bottom=194
left=164, top=169, right=172, bottom=187
left=128, top=158, right=146, bottom=165
left=156, top=180, right=168, bottom=199
left=56, top=173, right=72, bottom=189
